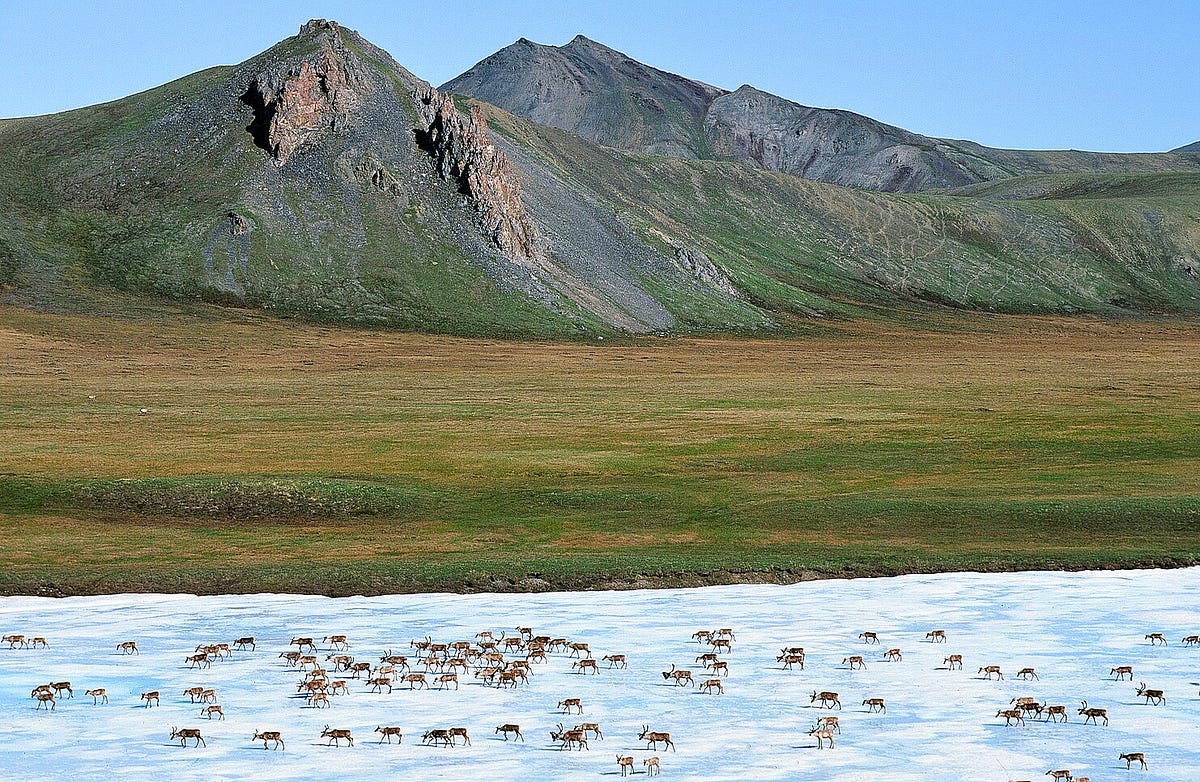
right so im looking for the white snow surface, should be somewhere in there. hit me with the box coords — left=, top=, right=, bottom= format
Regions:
left=1, top=568, right=1198, bottom=781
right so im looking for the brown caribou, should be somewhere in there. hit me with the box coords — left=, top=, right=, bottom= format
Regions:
left=662, top=664, right=694, bottom=686
left=252, top=729, right=284, bottom=750
left=811, top=690, right=841, bottom=709
left=1078, top=701, right=1108, bottom=725
left=375, top=726, right=403, bottom=744
left=638, top=725, right=675, bottom=752
left=495, top=723, right=523, bottom=741
left=1136, top=682, right=1165, bottom=705
left=169, top=727, right=205, bottom=747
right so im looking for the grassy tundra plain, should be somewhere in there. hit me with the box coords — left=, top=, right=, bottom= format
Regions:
left=1, top=304, right=1198, bottom=595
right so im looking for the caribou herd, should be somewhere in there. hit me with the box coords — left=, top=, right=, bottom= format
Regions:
left=5, top=619, right=1195, bottom=778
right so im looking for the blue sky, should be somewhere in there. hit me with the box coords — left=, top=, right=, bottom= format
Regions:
left=1, top=0, right=1195, bottom=152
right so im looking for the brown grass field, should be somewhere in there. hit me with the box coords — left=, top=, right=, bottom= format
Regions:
left=1, top=303, right=1198, bottom=594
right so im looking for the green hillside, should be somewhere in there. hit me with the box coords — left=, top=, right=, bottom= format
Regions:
left=0, top=20, right=1198, bottom=335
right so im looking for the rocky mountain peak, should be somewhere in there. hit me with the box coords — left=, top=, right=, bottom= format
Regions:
left=298, top=18, right=341, bottom=39
left=243, top=20, right=371, bottom=164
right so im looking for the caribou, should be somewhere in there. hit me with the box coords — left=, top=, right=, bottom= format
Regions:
left=700, top=678, right=724, bottom=695
left=602, top=654, right=628, bottom=669
left=978, top=665, right=1003, bottom=680
left=116, top=641, right=139, bottom=655
left=200, top=704, right=224, bottom=720
left=1119, top=752, right=1147, bottom=769
left=638, top=725, right=676, bottom=752
left=662, top=664, right=694, bottom=686
left=644, top=756, right=661, bottom=776
left=572, top=658, right=600, bottom=675
left=808, top=725, right=836, bottom=749
left=321, top=725, right=354, bottom=746
left=943, top=654, right=963, bottom=670
left=1039, top=704, right=1068, bottom=722
left=1078, top=701, right=1108, bottom=725
left=1145, top=633, right=1167, bottom=646
left=550, top=723, right=588, bottom=751
left=576, top=722, right=603, bottom=740
left=926, top=629, right=947, bottom=642
left=140, top=690, right=160, bottom=707
left=996, top=709, right=1025, bottom=727
left=291, top=637, right=317, bottom=652
left=842, top=655, right=867, bottom=670
left=811, top=690, right=841, bottom=709
left=323, top=634, right=350, bottom=650
left=375, top=726, right=403, bottom=744
left=617, top=755, right=635, bottom=777
left=252, top=729, right=284, bottom=750
left=423, top=729, right=453, bottom=747
left=169, top=727, right=205, bottom=747
left=558, top=697, right=584, bottom=714
left=883, top=648, right=902, bottom=661
left=495, top=723, right=523, bottom=741
left=233, top=636, right=256, bottom=651
left=858, top=631, right=879, bottom=644
left=1136, top=682, right=1165, bottom=705
left=85, top=688, right=108, bottom=705
left=1111, top=665, right=1133, bottom=680
left=816, top=716, right=841, bottom=734
left=863, top=697, right=886, bottom=713
left=1016, top=667, right=1039, bottom=680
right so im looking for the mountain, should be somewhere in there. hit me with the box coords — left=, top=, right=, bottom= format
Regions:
left=1174, top=141, right=1200, bottom=153
left=443, top=36, right=1200, bottom=193
left=1, top=20, right=1199, bottom=337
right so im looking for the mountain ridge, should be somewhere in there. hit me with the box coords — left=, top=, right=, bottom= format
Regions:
left=443, top=36, right=1200, bottom=193
left=1, top=20, right=1199, bottom=338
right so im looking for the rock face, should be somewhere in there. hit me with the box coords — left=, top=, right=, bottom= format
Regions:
left=416, top=88, right=543, bottom=261
left=445, top=37, right=1200, bottom=193
left=245, top=20, right=369, bottom=165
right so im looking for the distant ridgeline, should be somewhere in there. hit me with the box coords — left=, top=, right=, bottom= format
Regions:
left=1, top=19, right=1199, bottom=336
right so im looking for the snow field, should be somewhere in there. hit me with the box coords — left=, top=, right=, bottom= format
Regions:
left=1, top=568, right=1198, bottom=780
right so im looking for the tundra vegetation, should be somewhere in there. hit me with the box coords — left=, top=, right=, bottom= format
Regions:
left=0, top=306, right=1197, bottom=595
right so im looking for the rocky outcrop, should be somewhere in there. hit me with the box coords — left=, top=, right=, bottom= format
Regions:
left=674, top=244, right=737, bottom=296
left=244, top=20, right=370, bottom=165
left=416, top=87, right=544, bottom=261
